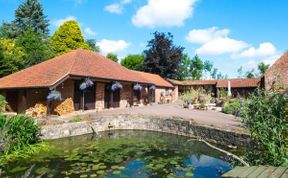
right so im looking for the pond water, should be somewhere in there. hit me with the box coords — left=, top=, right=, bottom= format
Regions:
left=1, top=130, right=240, bottom=178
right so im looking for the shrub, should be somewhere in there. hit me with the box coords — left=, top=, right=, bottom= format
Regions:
left=0, top=114, right=40, bottom=153
left=242, top=89, right=288, bottom=166
left=0, top=95, right=7, bottom=112
left=180, top=88, right=212, bottom=105
left=223, top=99, right=241, bottom=115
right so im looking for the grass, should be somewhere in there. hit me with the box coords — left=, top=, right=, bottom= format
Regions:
left=69, top=115, right=82, bottom=123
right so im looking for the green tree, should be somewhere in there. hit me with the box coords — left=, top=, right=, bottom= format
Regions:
left=211, top=68, right=218, bottom=79
left=50, top=20, right=90, bottom=55
left=258, top=62, right=270, bottom=75
left=246, top=69, right=257, bottom=78
left=121, top=54, right=144, bottom=70
left=13, top=0, right=49, bottom=37
left=0, top=38, right=25, bottom=77
left=190, top=55, right=204, bottom=80
left=16, top=29, right=55, bottom=67
left=0, top=23, right=14, bottom=38
left=178, top=54, right=192, bottom=80
left=142, top=31, right=184, bottom=79
left=106, top=52, right=118, bottom=62
left=237, top=66, right=244, bottom=78
left=86, top=39, right=100, bottom=52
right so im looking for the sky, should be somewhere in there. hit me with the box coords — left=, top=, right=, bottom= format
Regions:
left=0, top=0, right=287, bottom=78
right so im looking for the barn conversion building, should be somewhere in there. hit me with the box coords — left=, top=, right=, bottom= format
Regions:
left=0, top=49, right=174, bottom=114
left=168, top=78, right=260, bottom=98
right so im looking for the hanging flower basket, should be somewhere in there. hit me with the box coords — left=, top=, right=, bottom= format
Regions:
left=47, top=90, right=62, bottom=101
left=133, top=84, right=142, bottom=91
left=79, top=78, right=94, bottom=90
left=149, top=85, right=156, bottom=90
left=111, top=82, right=123, bottom=91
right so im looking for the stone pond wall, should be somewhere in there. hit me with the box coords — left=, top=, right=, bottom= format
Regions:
left=40, top=114, right=250, bottom=147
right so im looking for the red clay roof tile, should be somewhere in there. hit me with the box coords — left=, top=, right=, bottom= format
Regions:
left=216, top=78, right=260, bottom=88
left=131, top=70, right=173, bottom=88
left=0, top=49, right=152, bottom=89
left=167, top=78, right=260, bottom=88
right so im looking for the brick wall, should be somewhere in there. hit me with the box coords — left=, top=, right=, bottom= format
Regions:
left=119, top=83, right=132, bottom=108
left=173, top=86, right=178, bottom=102
left=58, top=78, right=74, bottom=100
left=96, top=82, right=105, bottom=110
left=264, top=52, right=288, bottom=91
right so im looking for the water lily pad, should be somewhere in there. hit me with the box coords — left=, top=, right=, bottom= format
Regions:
left=90, top=174, right=97, bottom=177
left=97, top=170, right=105, bottom=175
left=185, top=172, right=193, bottom=177
left=113, top=170, right=121, bottom=174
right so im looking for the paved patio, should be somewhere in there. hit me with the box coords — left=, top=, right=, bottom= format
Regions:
left=46, top=102, right=246, bottom=133
left=100, top=103, right=245, bottom=132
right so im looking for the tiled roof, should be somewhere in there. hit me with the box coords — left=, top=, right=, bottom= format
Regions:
left=182, top=80, right=217, bottom=85
left=263, top=51, right=288, bottom=91
left=216, top=78, right=261, bottom=88
left=167, top=78, right=260, bottom=88
left=131, top=70, right=174, bottom=88
left=0, top=49, right=152, bottom=89
left=168, top=79, right=217, bottom=86
left=265, top=52, right=288, bottom=77
left=167, top=79, right=185, bottom=85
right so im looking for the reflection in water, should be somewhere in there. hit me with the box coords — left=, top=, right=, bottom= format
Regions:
left=1, top=130, right=237, bottom=178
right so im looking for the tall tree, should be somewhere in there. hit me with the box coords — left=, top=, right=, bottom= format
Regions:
left=86, top=39, right=100, bottom=52
left=178, top=54, right=192, bottom=80
left=258, top=62, right=270, bottom=75
left=190, top=55, right=204, bottom=80
left=50, top=20, right=90, bottom=55
left=142, top=32, right=184, bottom=79
left=121, top=54, right=144, bottom=70
left=106, top=52, right=118, bottom=62
left=0, top=23, right=14, bottom=38
left=246, top=69, right=257, bottom=78
left=16, top=29, right=55, bottom=67
left=0, top=38, right=25, bottom=77
left=13, top=0, right=49, bottom=37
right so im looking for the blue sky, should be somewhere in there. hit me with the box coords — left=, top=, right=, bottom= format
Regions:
left=0, top=0, right=287, bottom=77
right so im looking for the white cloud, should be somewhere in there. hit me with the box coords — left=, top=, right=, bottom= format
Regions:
left=104, top=3, right=123, bottom=14
left=187, top=27, right=279, bottom=59
left=96, top=39, right=130, bottom=54
left=53, top=16, right=76, bottom=27
left=186, top=27, right=229, bottom=44
left=195, top=37, right=248, bottom=55
left=238, top=42, right=277, bottom=58
left=84, top=27, right=97, bottom=36
left=132, top=0, right=198, bottom=28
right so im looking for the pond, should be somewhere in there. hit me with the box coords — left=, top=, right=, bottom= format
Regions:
left=1, top=130, right=241, bottom=178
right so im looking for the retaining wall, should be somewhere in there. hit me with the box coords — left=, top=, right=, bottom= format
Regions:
left=40, top=114, right=250, bottom=147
